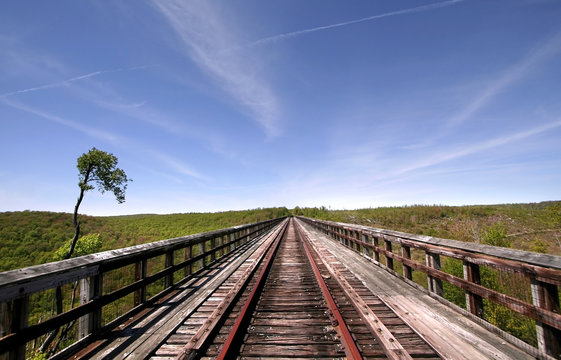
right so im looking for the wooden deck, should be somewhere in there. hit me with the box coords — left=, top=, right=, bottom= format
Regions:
left=74, top=219, right=537, bottom=359
left=76, top=227, right=279, bottom=359
left=2, top=216, right=559, bottom=359
left=299, top=220, right=536, bottom=360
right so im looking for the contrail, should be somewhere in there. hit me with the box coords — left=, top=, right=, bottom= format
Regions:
left=1, top=65, right=152, bottom=98
left=249, top=0, right=464, bottom=47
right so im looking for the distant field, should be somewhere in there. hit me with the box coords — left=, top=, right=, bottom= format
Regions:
left=0, top=207, right=290, bottom=271
left=295, top=201, right=561, bottom=256
left=1, top=202, right=560, bottom=272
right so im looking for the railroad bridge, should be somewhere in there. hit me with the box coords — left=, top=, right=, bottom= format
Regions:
left=1, top=217, right=560, bottom=359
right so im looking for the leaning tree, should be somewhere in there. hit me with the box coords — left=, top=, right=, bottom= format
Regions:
left=66, top=147, right=130, bottom=259
left=41, top=147, right=131, bottom=355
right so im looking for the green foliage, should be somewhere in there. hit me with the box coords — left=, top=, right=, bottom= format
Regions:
left=530, top=239, right=548, bottom=253
left=296, top=202, right=560, bottom=255
left=441, top=258, right=466, bottom=309
left=543, top=203, right=561, bottom=227
left=0, top=208, right=289, bottom=271
left=77, top=147, right=130, bottom=203
left=291, top=206, right=329, bottom=219
left=53, top=234, right=102, bottom=261
left=30, top=351, right=47, bottom=360
left=482, top=223, right=511, bottom=248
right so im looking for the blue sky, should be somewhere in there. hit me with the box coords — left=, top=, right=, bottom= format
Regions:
left=1, top=0, right=561, bottom=215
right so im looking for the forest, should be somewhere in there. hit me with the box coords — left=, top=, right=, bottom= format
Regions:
left=0, top=207, right=290, bottom=272
left=1, top=202, right=560, bottom=272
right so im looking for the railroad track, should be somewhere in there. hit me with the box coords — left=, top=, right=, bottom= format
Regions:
left=150, top=218, right=441, bottom=359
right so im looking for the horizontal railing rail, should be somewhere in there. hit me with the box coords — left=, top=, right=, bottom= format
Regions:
left=0, top=217, right=285, bottom=360
left=298, top=216, right=561, bottom=359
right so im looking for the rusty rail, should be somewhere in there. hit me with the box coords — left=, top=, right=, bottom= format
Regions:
left=295, top=222, right=363, bottom=360
left=215, top=220, right=287, bottom=360
left=298, top=216, right=561, bottom=358
left=295, top=220, right=414, bottom=360
left=0, top=218, right=285, bottom=360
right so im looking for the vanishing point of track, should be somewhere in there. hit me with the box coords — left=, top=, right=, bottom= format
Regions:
left=151, top=218, right=441, bottom=359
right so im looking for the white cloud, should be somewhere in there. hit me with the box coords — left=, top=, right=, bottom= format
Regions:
left=447, top=31, right=561, bottom=128
left=2, top=99, right=208, bottom=182
left=248, top=0, right=463, bottom=47
left=0, top=66, right=152, bottom=98
left=150, top=0, right=280, bottom=138
left=147, top=150, right=209, bottom=181
left=388, top=119, right=561, bottom=177
left=2, top=99, right=123, bottom=144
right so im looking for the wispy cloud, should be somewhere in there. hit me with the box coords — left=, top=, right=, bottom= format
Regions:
left=0, top=65, right=152, bottom=98
left=249, top=0, right=463, bottom=47
left=146, top=150, right=209, bottom=181
left=446, top=31, right=561, bottom=128
left=2, top=99, right=123, bottom=144
left=150, top=0, right=280, bottom=138
left=393, top=119, right=561, bottom=177
left=2, top=99, right=208, bottom=182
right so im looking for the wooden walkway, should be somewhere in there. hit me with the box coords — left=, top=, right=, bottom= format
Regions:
left=301, top=220, right=535, bottom=360
left=74, top=219, right=534, bottom=359
left=2, top=216, right=559, bottom=359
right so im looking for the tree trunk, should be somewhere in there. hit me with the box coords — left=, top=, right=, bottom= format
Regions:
left=40, top=166, right=92, bottom=353
left=66, top=166, right=91, bottom=260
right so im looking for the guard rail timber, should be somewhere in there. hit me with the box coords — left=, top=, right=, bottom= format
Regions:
left=0, top=217, right=285, bottom=360
left=297, top=216, right=561, bottom=359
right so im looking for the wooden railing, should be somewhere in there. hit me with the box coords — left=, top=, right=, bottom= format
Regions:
left=0, top=217, right=284, bottom=360
left=298, top=216, right=561, bottom=358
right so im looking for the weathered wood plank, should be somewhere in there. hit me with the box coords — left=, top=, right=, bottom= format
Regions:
left=301, top=217, right=561, bottom=270
left=298, top=218, right=538, bottom=360
left=0, top=218, right=282, bottom=299
left=85, top=232, right=274, bottom=359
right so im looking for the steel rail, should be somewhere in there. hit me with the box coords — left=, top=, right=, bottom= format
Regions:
left=295, top=219, right=417, bottom=360
left=215, top=219, right=287, bottom=360
left=175, top=219, right=288, bottom=360
left=295, top=221, right=364, bottom=360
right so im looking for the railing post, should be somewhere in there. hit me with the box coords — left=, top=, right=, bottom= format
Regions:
left=355, top=231, right=361, bottom=252
left=234, top=231, right=241, bottom=248
left=134, top=259, right=147, bottom=306
left=362, top=234, right=370, bottom=257
left=531, top=278, right=561, bottom=357
left=209, top=238, right=216, bottom=263
left=2, top=296, right=29, bottom=360
left=0, top=302, right=8, bottom=338
left=372, top=236, right=380, bottom=263
left=401, top=245, right=412, bottom=280
left=230, top=233, right=236, bottom=251
left=165, top=250, right=174, bottom=288
left=384, top=238, right=394, bottom=270
left=184, top=246, right=192, bottom=278
left=0, top=302, right=8, bottom=360
left=219, top=235, right=226, bottom=257
left=79, top=273, right=102, bottom=339
left=463, top=261, right=484, bottom=318
left=426, top=252, right=443, bottom=297
left=197, top=242, right=205, bottom=270
left=244, top=228, right=250, bottom=244
left=216, top=236, right=222, bottom=258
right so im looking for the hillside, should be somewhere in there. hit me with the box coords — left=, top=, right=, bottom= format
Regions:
left=294, top=201, right=561, bottom=256
left=1, top=202, right=560, bottom=272
left=0, top=207, right=290, bottom=271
